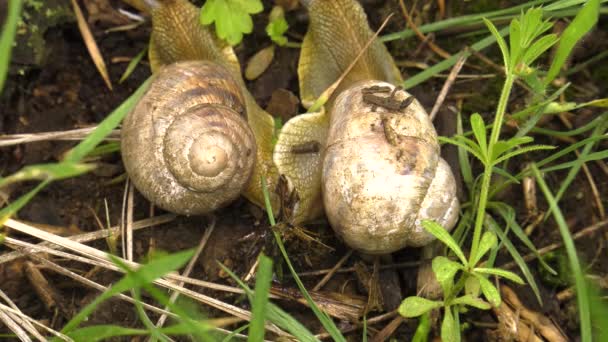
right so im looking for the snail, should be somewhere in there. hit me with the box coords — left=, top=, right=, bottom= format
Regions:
left=121, top=61, right=255, bottom=215
left=274, top=0, right=459, bottom=254
left=120, top=0, right=281, bottom=213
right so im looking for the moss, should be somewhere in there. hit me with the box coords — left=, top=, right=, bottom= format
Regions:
left=13, top=0, right=74, bottom=67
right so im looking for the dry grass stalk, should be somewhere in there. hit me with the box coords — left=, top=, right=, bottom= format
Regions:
left=0, top=127, right=120, bottom=147
left=0, top=214, right=176, bottom=265
left=70, top=0, right=113, bottom=90
left=2, top=219, right=290, bottom=338
left=0, top=289, right=46, bottom=341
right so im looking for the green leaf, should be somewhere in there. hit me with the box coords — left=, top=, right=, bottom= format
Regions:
left=67, top=325, right=147, bottom=341
left=483, top=18, right=510, bottom=72
left=470, top=231, right=497, bottom=266
left=451, top=295, right=492, bottom=310
left=473, top=274, right=501, bottom=307
left=470, top=113, right=488, bottom=161
left=493, top=144, right=555, bottom=165
left=508, top=18, right=521, bottom=69
left=522, top=33, right=558, bottom=66
left=398, top=296, right=444, bottom=318
left=464, top=276, right=481, bottom=297
left=439, top=136, right=486, bottom=165
left=544, top=0, right=600, bottom=85
left=441, top=306, right=459, bottom=342
left=249, top=255, right=273, bottom=342
left=0, top=0, right=22, bottom=92
left=474, top=267, right=525, bottom=285
left=266, top=6, right=289, bottom=46
left=200, top=0, right=264, bottom=46
left=491, top=136, right=534, bottom=160
left=432, top=256, right=463, bottom=295
left=412, top=313, right=431, bottom=342
left=456, top=111, right=474, bottom=191
left=422, top=220, right=467, bottom=265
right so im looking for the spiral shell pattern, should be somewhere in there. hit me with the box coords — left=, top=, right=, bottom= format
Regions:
left=121, top=61, right=256, bottom=215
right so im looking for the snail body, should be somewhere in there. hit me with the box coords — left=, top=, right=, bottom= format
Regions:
left=121, top=61, right=256, bottom=215
left=322, top=81, right=458, bottom=254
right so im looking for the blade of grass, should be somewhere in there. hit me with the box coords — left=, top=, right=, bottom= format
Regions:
left=64, top=77, right=151, bottom=163
left=220, top=263, right=318, bottom=341
left=260, top=175, right=345, bottom=342
left=403, top=27, right=509, bottom=89
left=60, top=249, right=195, bottom=334
left=544, top=0, right=600, bottom=85
left=0, top=0, right=22, bottom=92
left=249, top=255, right=273, bottom=342
left=531, top=163, right=591, bottom=342
left=119, top=46, right=148, bottom=83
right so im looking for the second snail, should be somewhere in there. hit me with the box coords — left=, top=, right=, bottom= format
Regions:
left=120, top=0, right=459, bottom=255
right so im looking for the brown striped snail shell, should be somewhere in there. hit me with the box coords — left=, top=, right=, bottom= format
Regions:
left=121, top=60, right=256, bottom=215
left=322, top=81, right=459, bottom=254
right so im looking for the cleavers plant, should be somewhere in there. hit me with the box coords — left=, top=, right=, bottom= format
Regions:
left=398, top=3, right=600, bottom=342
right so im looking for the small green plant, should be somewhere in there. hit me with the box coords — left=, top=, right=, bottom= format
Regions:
left=266, top=5, right=289, bottom=46
left=398, top=3, right=600, bottom=341
left=199, top=0, right=263, bottom=46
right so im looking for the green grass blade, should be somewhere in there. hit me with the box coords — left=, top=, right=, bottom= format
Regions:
left=260, top=175, right=345, bottom=342
left=64, top=77, right=151, bottom=163
left=0, top=180, right=49, bottom=221
left=220, top=262, right=319, bottom=341
left=531, top=164, right=591, bottom=342
left=61, top=250, right=195, bottom=334
left=0, top=0, right=23, bottom=93
left=544, top=0, right=600, bottom=85
left=0, top=163, right=96, bottom=188
left=67, top=325, right=148, bottom=341
left=485, top=212, right=543, bottom=305
left=380, top=0, right=552, bottom=42
left=119, top=46, right=148, bottom=83
left=249, top=254, right=273, bottom=342
left=403, top=26, right=509, bottom=89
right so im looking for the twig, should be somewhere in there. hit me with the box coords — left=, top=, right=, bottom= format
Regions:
left=0, top=127, right=120, bottom=147
left=0, top=214, right=176, bottom=265
left=429, top=52, right=468, bottom=121
left=153, top=217, right=217, bottom=329
left=397, top=0, right=450, bottom=59
left=501, top=219, right=608, bottom=270
left=312, top=249, right=353, bottom=291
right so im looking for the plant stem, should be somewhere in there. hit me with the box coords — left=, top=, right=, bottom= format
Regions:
left=469, top=74, right=515, bottom=266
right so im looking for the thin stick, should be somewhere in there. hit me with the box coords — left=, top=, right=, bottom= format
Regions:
left=295, top=260, right=420, bottom=277
left=0, top=308, right=33, bottom=342
left=0, top=214, right=176, bottom=265
left=70, top=0, right=112, bottom=90
left=0, top=289, right=46, bottom=342
left=2, top=219, right=290, bottom=337
left=308, top=13, right=394, bottom=113
left=0, top=303, right=71, bottom=341
left=0, top=127, right=120, bottom=147
left=312, top=249, right=353, bottom=291
left=429, top=52, right=468, bottom=121
left=501, top=218, right=608, bottom=270
left=397, top=0, right=450, bottom=59
left=154, top=217, right=217, bottom=329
